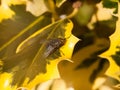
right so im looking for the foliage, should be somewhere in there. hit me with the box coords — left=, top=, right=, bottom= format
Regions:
left=0, top=0, right=119, bottom=90
left=111, top=46, right=120, bottom=66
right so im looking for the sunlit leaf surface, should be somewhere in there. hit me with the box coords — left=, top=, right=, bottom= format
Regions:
left=58, top=1, right=118, bottom=90
left=0, top=0, right=26, bottom=22
left=1, top=19, right=74, bottom=87
left=0, top=0, right=119, bottom=90
left=55, top=0, right=66, bottom=7
left=26, top=0, right=48, bottom=16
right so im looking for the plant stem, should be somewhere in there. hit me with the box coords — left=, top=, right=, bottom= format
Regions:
left=47, top=0, right=59, bottom=21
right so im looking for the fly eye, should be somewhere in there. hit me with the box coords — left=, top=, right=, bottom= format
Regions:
left=44, top=38, right=66, bottom=57
left=47, top=38, right=65, bottom=47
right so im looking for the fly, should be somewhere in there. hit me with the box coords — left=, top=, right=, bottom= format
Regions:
left=44, top=38, right=66, bottom=57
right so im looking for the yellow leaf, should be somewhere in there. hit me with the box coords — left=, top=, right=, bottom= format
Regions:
left=24, top=34, right=79, bottom=89
left=0, top=19, right=79, bottom=90
left=0, top=0, right=25, bottom=22
left=26, top=0, right=48, bottom=16
left=100, top=5, right=120, bottom=80
left=0, top=73, right=16, bottom=90
left=0, top=5, right=14, bottom=22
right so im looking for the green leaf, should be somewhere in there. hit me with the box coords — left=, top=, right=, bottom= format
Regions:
left=58, top=22, right=112, bottom=89
left=0, top=5, right=37, bottom=47
left=93, top=16, right=118, bottom=37
left=1, top=19, right=73, bottom=86
left=102, top=0, right=118, bottom=8
left=102, top=0, right=118, bottom=13
left=111, top=46, right=120, bottom=66
left=0, top=5, right=52, bottom=59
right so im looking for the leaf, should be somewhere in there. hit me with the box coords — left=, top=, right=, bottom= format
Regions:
left=55, top=0, right=66, bottom=7
left=0, top=4, right=15, bottom=22
left=57, top=3, right=119, bottom=89
left=93, top=76, right=120, bottom=90
left=111, top=48, right=120, bottom=66
left=0, top=5, right=36, bottom=47
left=93, top=16, right=118, bottom=37
left=0, top=0, right=25, bottom=22
left=100, top=5, right=120, bottom=81
left=101, top=1, right=120, bottom=81
left=58, top=57, right=109, bottom=90
left=58, top=25, right=111, bottom=89
left=0, top=73, right=16, bottom=90
left=102, top=0, right=118, bottom=8
left=1, top=0, right=25, bottom=5
left=0, top=5, right=52, bottom=59
left=26, top=0, right=49, bottom=16
left=1, top=19, right=73, bottom=86
left=25, top=34, right=79, bottom=89
left=102, top=0, right=118, bottom=13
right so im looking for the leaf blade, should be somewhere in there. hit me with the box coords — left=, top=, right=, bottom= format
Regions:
left=2, top=19, right=73, bottom=86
